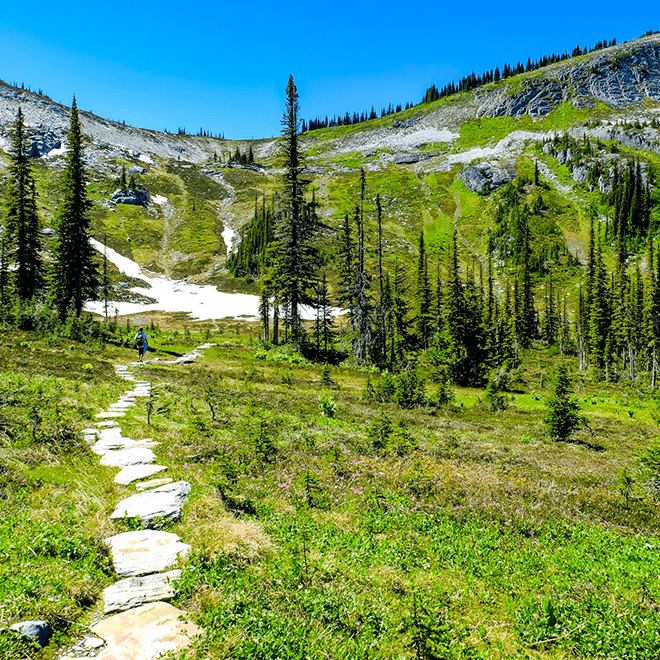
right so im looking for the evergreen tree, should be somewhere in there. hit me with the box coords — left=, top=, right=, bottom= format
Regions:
left=336, top=214, right=355, bottom=322
left=544, top=363, right=584, bottom=441
left=413, top=229, right=433, bottom=348
left=313, top=271, right=336, bottom=355
left=51, top=98, right=99, bottom=319
left=264, top=76, right=319, bottom=349
left=5, top=107, right=44, bottom=301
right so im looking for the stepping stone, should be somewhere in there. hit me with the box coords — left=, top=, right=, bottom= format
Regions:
left=95, top=411, right=126, bottom=419
left=135, top=478, right=173, bottom=492
left=102, top=570, right=181, bottom=613
left=110, top=481, right=191, bottom=526
left=109, top=403, right=134, bottom=411
left=100, top=447, right=156, bottom=468
left=174, top=357, right=195, bottom=364
left=115, top=465, right=167, bottom=486
left=105, top=530, right=191, bottom=577
left=81, top=427, right=98, bottom=435
left=96, top=421, right=120, bottom=428
left=91, top=602, right=202, bottom=660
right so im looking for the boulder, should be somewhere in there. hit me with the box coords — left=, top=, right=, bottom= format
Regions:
left=110, top=481, right=191, bottom=525
left=105, top=530, right=191, bottom=577
left=392, top=117, right=420, bottom=129
left=111, top=185, right=150, bottom=207
left=102, top=570, right=181, bottom=613
left=458, top=162, right=517, bottom=193
left=27, top=131, right=62, bottom=158
left=10, top=620, right=50, bottom=648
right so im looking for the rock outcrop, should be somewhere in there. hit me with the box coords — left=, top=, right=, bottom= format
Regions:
left=477, top=38, right=660, bottom=120
left=111, top=185, right=150, bottom=206
left=458, top=162, right=517, bottom=193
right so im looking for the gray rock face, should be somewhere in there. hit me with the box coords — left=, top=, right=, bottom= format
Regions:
left=110, top=480, right=191, bottom=525
left=102, top=570, right=181, bottom=613
left=10, top=620, right=50, bottom=648
left=477, top=39, right=660, bottom=119
left=392, top=116, right=420, bottom=129
left=27, top=130, right=63, bottom=158
left=393, top=153, right=423, bottom=165
left=111, top=185, right=150, bottom=206
left=105, top=530, right=191, bottom=577
left=458, top=162, right=517, bottom=193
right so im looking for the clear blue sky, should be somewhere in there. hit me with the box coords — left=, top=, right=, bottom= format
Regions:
left=0, top=2, right=656, bottom=139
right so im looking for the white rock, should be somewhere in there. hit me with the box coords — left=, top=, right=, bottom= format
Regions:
left=110, top=481, right=191, bottom=525
left=92, top=602, right=201, bottom=660
left=100, top=447, right=156, bottom=467
left=105, top=530, right=191, bottom=577
left=115, top=464, right=167, bottom=485
left=102, top=570, right=181, bottom=613
left=84, top=637, right=105, bottom=649
left=96, top=421, right=120, bottom=428
left=95, top=411, right=126, bottom=419
left=135, top=478, right=173, bottom=491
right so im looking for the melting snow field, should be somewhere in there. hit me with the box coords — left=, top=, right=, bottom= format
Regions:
left=84, top=240, right=326, bottom=321
left=85, top=239, right=261, bottom=321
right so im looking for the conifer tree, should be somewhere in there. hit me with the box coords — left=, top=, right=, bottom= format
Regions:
left=544, top=363, right=584, bottom=441
left=588, top=226, right=610, bottom=373
left=5, top=107, right=44, bottom=301
left=336, top=214, right=355, bottom=324
left=413, top=229, right=433, bottom=348
left=313, top=271, right=335, bottom=355
left=51, top=98, right=99, bottom=319
left=264, top=76, right=319, bottom=349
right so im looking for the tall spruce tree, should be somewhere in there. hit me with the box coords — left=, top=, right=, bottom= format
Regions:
left=5, top=107, right=44, bottom=301
left=413, top=229, right=433, bottom=348
left=51, top=97, right=99, bottom=319
left=264, top=76, right=319, bottom=349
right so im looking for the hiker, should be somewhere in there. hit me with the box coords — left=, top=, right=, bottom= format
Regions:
left=135, top=327, right=148, bottom=362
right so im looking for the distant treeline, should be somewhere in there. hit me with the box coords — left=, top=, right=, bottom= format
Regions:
left=164, top=127, right=225, bottom=138
left=302, top=31, right=660, bottom=134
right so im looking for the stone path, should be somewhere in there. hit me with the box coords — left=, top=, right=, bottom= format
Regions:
left=57, top=344, right=215, bottom=660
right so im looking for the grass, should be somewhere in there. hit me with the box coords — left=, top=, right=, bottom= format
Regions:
left=3, top=323, right=660, bottom=658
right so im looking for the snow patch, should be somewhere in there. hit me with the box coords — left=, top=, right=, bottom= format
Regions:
left=44, top=144, right=67, bottom=158
left=222, top=225, right=239, bottom=254
left=152, top=195, right=168, bottom=205
left=137, top=153, right=154, bottom=164
left=86, top=239, right=339, bottom=321
left=86, top=239, right=261, bottom=320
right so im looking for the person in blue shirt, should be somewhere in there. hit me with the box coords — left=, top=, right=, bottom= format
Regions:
left=135, top=327, right=149, bottom=362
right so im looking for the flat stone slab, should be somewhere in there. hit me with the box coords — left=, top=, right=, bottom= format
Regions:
left=115, top=464, right=167, bottom=486
left=103, top=570, right=181, bottom=613
left=136, top=478, right=173, bottom=491
left=100, top=447, right=156, bottom=468
left=95, top=411, right=126, bottom=419
left=92, top=602, right=201, bottom=660
left=96, top=421, right=120, bottom=428
left=105, top=530, right=191, bottom=577
left=110, top=481, right=191, bottom=525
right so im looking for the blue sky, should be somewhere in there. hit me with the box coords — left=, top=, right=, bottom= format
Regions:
left=0, top=2, right=657, bottom=139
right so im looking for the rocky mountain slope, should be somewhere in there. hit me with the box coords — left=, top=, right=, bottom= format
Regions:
left=1, top=33, right=660, bottom=299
